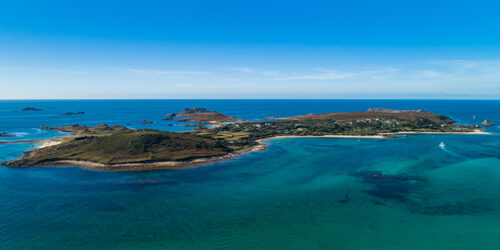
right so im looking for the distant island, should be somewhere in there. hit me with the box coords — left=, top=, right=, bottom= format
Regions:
left=20, top=107, right=41, bottom=111
left=171, top=108, right=243, bottom=122
left=0, top=132, right=16, bottom=138
left=64, top=111, right=85, bottom=115
left=2, top=108, right=488, bottom=171
left=481, top=120, right=495, bottom=126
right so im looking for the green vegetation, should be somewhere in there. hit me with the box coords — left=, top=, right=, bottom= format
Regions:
left=172, top=107, right=243, bottom=122
left=40, top=124, right=129, bottom=134
left=5, top=129, right=231, bottom=166
left=198, top=110, right=476, bottom=147
left=3, top=109, right=479, bottom=168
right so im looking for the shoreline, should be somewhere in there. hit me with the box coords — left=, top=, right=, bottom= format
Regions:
left=389, top=129, right=491, bottom=135
left=256, top=134, right=387, bottom=143
left=2, top=129, right=493, bottom=171
left=9, top=143, right=267, bottom=171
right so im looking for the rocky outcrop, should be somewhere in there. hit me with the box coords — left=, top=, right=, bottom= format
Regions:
left=481, top=120, right=495, bottom=126
left=0, top=132, right=16, bottom=138
left=20, top=107, right=41, bottom=111
left=64, top=111, right=85, bottom=115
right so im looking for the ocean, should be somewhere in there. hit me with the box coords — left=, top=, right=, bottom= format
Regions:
left=0, top=100, right=499, bottom=249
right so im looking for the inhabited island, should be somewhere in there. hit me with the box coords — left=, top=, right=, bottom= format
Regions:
left=2, top=108, right=488, bottom=171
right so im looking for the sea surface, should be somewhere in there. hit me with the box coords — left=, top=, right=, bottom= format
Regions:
left=0, top=100, right=499, bottom=249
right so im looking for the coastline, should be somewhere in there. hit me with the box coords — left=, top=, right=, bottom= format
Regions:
left=10, top=143, right=267, bottom=171
left=256, top=134, right=387, bottom=143
left=390, top=129, right=491, bottom=135
left=38, top=139, right=62, bottom=148
left=2, top=129, right=493, bottom=171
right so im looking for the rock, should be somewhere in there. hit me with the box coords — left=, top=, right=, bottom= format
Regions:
left=166, top=113, right=176, bottom=117
left=162, top=117, right=174, bottom=120
left=141, top=120, right=153, bottom=124
left=0, top=132, right=16, bottom=137
left=481, top=120, right=495, bottom=126
left=21, top=107, right=41, bottom=111
left=64, top=111, right=85, bottom=115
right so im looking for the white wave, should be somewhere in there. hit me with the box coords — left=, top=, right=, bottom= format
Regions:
left=439, top=143, right=469, bottom=160
left=11, top=132, right=29, bottom=137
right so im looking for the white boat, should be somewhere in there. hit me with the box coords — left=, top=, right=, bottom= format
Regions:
left=439, top=142, right=446, bottom=148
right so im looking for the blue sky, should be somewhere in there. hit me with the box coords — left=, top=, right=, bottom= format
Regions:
left=1, top=0, right=499, bottom=99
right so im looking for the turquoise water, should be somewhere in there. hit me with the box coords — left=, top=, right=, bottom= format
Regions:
left=0, top=100, right=499, bottom=249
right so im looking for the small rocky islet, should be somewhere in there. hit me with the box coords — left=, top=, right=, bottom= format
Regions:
left=0, top=132, right=16, bottom=138
left=64, top=111, right=85, bottom=115
left=481, top=120, right=495, bottom=126
left=20, top=107, right=41, bottom=111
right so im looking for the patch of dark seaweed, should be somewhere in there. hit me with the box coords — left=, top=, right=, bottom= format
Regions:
left=357, top=170, right=426, bottom=203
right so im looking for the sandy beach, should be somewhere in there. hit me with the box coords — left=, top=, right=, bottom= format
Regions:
left=38, top=140, right=62, bottom=149
left=256, top=134, right=387, bottom=143
left=390, top=129, right=491, bottom=135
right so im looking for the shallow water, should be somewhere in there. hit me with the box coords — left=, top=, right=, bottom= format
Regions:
left=0, top=100, right=499, bottom=249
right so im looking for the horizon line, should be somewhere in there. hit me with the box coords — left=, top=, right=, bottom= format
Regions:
left=1, top=98, right=499, bottom=101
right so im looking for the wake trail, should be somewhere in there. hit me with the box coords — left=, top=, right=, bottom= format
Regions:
left=439, top=143, right=470, bottom=160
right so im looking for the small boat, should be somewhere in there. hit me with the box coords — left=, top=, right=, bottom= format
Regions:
left=439, top=142, right=446, bottom=148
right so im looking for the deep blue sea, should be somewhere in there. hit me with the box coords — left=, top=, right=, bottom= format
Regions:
left=0, top=100, right=499, bottom=249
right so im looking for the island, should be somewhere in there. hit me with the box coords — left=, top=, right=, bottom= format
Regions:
left=64, top=111, right=85, bottom=115
left=2, top=108, right=487, bottom=171
left=0, top=132, right=16, bottom=138
left=20, top=107, right=41, bottom=111
left=481, top=120, right=495, bottom=126
left=172, top=108, right=243, bottom=122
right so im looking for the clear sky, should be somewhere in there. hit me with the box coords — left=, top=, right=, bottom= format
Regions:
left=1, top=0, right=499, bottom=99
